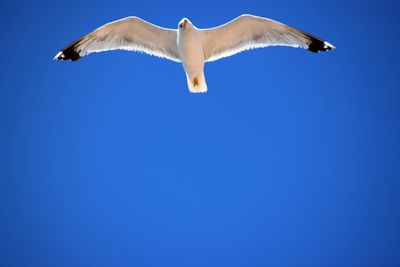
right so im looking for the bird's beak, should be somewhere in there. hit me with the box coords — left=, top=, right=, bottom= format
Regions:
left=179, top=19, right=189, bottom=30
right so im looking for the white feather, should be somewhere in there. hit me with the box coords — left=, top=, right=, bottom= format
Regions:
left=56, top=17, right=181, bottom=62
left=201, top=14, right=334, bottom=62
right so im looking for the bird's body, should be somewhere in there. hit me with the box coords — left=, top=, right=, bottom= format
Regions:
left=54, top=14, right=335, bottom=93
left=177, top=18, right=208, bottom=92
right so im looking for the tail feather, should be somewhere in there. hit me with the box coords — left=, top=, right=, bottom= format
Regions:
left=186, top=72, right=207, bottom=93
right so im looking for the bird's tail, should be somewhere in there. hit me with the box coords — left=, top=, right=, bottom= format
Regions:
left=186, top=71, right=207, bottom=93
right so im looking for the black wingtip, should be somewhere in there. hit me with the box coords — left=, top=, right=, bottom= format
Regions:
left=54, top=38, right=83, bottom=61
left=307, top=36, right=335, bottom=53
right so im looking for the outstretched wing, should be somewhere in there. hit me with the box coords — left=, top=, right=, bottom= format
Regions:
left=54, top=16, right=180, bottom=62
left=202, top=14, right=335, bottom=62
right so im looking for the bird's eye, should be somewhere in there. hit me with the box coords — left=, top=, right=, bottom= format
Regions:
left=179, top=24, right=183, bottom=28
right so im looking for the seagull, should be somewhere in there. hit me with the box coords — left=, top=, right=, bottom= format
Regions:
left=54, top=14, right=335, bottom=93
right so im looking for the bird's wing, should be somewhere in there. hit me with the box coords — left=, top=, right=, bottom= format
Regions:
left=54, top=17, right=180, bottom=62
left=202, top=14, right=335, bottom=62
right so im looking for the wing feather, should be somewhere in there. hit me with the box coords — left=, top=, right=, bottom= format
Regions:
left=202, top=14, right=335, bottom=62
left=54, top=17, right=180, bottom=62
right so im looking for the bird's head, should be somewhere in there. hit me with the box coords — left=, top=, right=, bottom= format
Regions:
left=178, top=18, right=192, bottom=31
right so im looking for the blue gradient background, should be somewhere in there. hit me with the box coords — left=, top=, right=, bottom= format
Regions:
left=1, top=0, right=399, bottom=266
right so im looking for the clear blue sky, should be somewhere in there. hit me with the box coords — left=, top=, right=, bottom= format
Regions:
left=1, top=0, right=399, bottom=266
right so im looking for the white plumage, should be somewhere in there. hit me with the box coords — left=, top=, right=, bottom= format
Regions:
left=54, top=14, right=335, bottom=93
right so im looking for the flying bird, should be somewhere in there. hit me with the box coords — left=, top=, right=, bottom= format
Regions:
left=54, top=14, right=335, bottom=93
